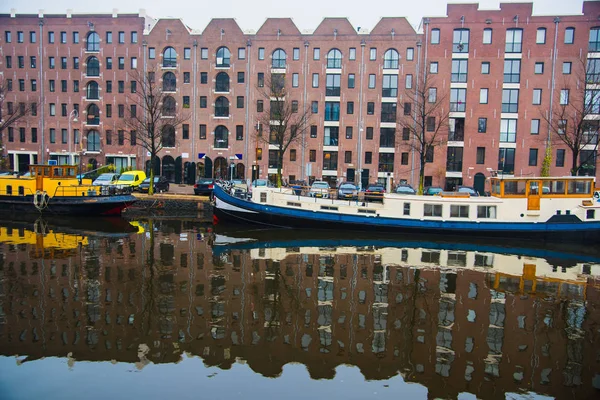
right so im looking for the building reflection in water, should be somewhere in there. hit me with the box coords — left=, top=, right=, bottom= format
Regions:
left=0, top=219, right=599, bottom=399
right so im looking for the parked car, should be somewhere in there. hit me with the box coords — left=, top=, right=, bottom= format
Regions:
left=456, top=186, right=480, bottom=196
left=92, top=173, right=120, bottom=186
left=309, top=181, right=331, bottom=198
left=138, top=176, right=170, bottom=193
left=394, top=184, right=416, bottom=195
left=365, top=184, right=385, bottom=202
left=194, top=178, right=215, bottom=196
left=423, top=186, right=444, bottom=196
left=337, top=182, right=358, bottom=200
left=114, top=170, right=147, bottom=189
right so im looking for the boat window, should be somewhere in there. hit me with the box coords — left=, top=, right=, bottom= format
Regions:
left=18, top=186, right=24, bottom=196
left=529, top=182, right=539, bottom=195
left=543, top=180, right=565, bottom=195
left=491, top=180, right=501, bottom=195
left=450, top=205, right=469, bottom=218
left=260, top=193, right=267, bottom=203
left=587, top=209, right=596, bottom=219
left=403, top=202, right=410, bottom=216
left=424, top=204, right=442, bottom=217
left=43, top=167, right=51, bottom=176
left=477, top=205, right=496, bottom=219
left=66, top=168, right=75, bottom=177
left=568, top=180, right=591, bottom=195
left=6, top=186, right=12, bottom=195
left=503, top=180, right=526, bottom=195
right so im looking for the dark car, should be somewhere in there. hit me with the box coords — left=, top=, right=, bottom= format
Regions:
left=394, top=184, right=416, bottom=195
left=456, top=186, right=480, bottom=196
left=365, top=184, right=385, bottom=202
left=138, top=176, right=170, bottom=193
left=337, top=182, right=358, bottom=200
left=423, top=186, right=444, bottom=196
left=194, top=178, right=214, bottom=196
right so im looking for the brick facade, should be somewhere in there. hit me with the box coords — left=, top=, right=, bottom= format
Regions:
left=1, top=2, right=599, bottom=190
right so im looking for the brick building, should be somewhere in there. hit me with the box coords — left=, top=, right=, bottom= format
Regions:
left=1, top=2, right=599, bottom=191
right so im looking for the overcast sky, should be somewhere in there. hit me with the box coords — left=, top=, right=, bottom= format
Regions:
left=0, top=0, right=587, bottom=31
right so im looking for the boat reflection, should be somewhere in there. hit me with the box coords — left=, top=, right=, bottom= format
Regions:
left=0, top=220, right=599, bottom=400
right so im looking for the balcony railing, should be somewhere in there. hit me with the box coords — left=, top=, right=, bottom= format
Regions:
left=448, top=130, right=464, bottom=141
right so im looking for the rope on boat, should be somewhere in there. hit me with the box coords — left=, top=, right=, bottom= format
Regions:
left=33, top=190, right=50, bottom=212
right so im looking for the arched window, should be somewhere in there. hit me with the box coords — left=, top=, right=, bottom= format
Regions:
left=162, top=125, right=175, bottom=147
left=163, top=72, right=176, bottom=92
left=163, top=47, right=177, bottom=67
left=383, top=49, right=399, bottom=69
left=215, top=97, right=229, bottom=117
left=327, top=49, right=342, bottom=68
left=216, top=47, right=230, bottom=67
left=215, top=72, right=230, bottom=92
left=214, top=125, right=228, bottom=148
left=86, top=104, right=100, bottom=125
left=86, top=32, right=100, bottom=52
left=87, top=130, right=101, bottom=151
left=162, top=96, right=176, bottom=116
left=86, top=82, right=99, bottom=100
left=86, top=56, right=100, bottom=76
left=272, top=49, right=286, bottom=68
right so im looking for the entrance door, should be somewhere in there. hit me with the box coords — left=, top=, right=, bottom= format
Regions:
left=361, top=169, right=369, bottom=190
left=474, top=173, right=486, bottom=195
left=527, top=180, right=541, bottom=211
left=17, top=154, right=30, bottom=173
left=346, top=168, right=355, bottom=183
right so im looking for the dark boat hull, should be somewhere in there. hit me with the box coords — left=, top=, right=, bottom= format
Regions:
left=0, top=194, right=137, bottom=216
left=213, top=185, right=600, bottom=243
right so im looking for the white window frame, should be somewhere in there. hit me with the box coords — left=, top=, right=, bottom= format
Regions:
left=536, top=28, right=546, bottom=44
left=533, top=89, right=542, bottom=105
left=480, top=88, right=489, bottom=104
left=483, top=28, right=492, bottom=44
left=430, top=62, right=438, bottom=74
left=560, top=89, right=569, bottom=105
left=531, top=119, right=540, bottom=135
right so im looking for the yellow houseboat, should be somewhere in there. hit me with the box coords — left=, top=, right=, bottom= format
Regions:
left=0, top=165, right=136, bottom=216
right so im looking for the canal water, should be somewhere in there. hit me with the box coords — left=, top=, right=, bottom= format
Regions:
left=0, top=217, right=599, bottom=399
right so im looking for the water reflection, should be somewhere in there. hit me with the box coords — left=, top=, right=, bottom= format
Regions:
left=1, top=219, right=600, bottom=399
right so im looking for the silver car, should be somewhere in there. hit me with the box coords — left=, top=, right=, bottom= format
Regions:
left=92, top=173, right=120, bottom=186
left=309, top=181, right=330, bottom=198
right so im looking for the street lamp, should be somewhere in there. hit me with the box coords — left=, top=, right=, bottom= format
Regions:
left=68, top=109, right=78, bottom=165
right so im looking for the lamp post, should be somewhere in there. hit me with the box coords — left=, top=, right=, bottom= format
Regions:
left=68, top=109, right=78, bottom=165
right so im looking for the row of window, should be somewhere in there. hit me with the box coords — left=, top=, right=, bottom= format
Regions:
left=441, top=58, right=575, bottom=84
left=4, top=55, right=136, bottom=70
left=3, top=30, right=137, bottom=46
left=153, top=46, right=413, bottom=69
left=4, top=25, right=598, bottom=57
left=429, top=26, right=581, bottom=52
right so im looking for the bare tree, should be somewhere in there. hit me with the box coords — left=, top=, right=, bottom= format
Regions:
left=398, top=71, right=450, bottom=194
left=0, top=77, right=32, bottom=169
left=542, top=58, right=599, bottom=176
left=254, top=72, right=312, bottom=187
left=123, top=67, right=189, bottom=194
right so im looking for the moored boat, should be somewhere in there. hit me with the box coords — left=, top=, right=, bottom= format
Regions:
left=0, top=165, right=137, bottom=216
left=212, top=176, right=600, bottom=242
